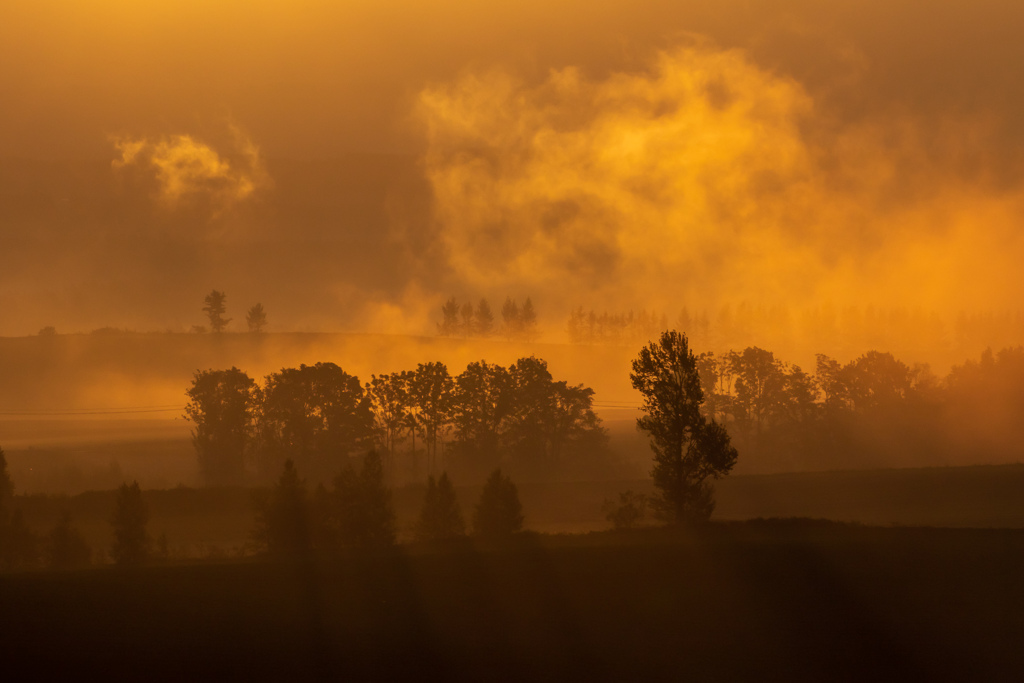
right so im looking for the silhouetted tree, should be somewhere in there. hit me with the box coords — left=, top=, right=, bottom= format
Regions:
left=46, top=511, right=91, bottom=570
left=111, top=481, right=150, bottom=566
left=631, top=330, right=738, bottom=524
left=252, top=459, right=310, bottom=556
left=438, top=297, right=460, bottom=336
left=520, top=297, right=538, bottom=339
left=260, top=363, right=374, bottom=482
left=246, top=303, right=267, bottom=333
left=366, top=372, right=412, bottom=475
left=450, top=361, right=511, bottom=474
left=473, top=468, right=524, bottom=537
left=501, top=298, right=520, bottom=340
left=460, top=301, right=475, bottom=337
left=327, top=451, right=396, bottom=548
left=185, top=367, right=260, bottom=486
left=409, top=362, right=454, bottom=476
left=503, top=356, right=608, bottom=477
left=203, top=290, right=231, bottom=333
left=415, top=472, right=465, bottom=541
left=475, top=299, right=494, bottom=337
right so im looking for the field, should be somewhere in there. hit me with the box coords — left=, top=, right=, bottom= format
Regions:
left=3, top=523, right=1023, bottom=681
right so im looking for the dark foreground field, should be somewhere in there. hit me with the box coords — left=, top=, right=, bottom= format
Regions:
left=4, top=522, right=1023, bottom=682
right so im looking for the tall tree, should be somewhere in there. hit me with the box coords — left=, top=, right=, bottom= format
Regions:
left=450, top=361, right=511, bottom=472
left=203, top=290, right=231, bottom=333
left=252, top=459, right=310, bottom=556
left=185, top=367, right=260, bottom=486
left=501, top=298, right=520, bottom=340
left=415, top=472, right=465, bottom=541
left=260, top=363, right=374, bottom=482
left=365, top=372, right=412, bottom=475
left=408, top=362, right=454, bottom=476
left=326, top=451, right=396, bottom=548
left=246, top=303, right=267, bottom=333
left=473, top=468, right=524, bottom=537
left=520, top=297, right=538, bottom=340
left=475, top=299, right=495, bottom=337
left=111, top=481, right=150, bottom=566
left=438, top=297, right=460, bottom=336
left=460, top=301, right=475, bottom=337
left=630, top=330, right=738, bottom=524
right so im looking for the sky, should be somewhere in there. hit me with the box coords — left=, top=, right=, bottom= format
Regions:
left=1, top=0, right=1023, bottom=360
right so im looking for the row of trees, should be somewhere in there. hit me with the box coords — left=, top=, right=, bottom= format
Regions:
left=185, top=356, right=609, bottom=487
left=686, top=342, right=1024, bottom=472
left=255, top=455, right=525, bottom=555
left=197, top=290, right=267, bottom=334
left=567, top=303, right=1024, bottom=367
left=0, top=447, right=147, bottom=570
left=567, top=308, right=669, bottom=345
left=437, top=297, right=538, bottom=341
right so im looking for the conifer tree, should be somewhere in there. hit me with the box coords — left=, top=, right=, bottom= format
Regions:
left=111, top=481, right=150, bottom=566
left=473, top=468, right=524, bottom=537
left=416, top=472, right=465, bottom=541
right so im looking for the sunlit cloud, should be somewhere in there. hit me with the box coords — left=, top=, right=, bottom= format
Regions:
left=111, top=128, right=269, bottom=211
left=415, top=44, right=1024, bottom=332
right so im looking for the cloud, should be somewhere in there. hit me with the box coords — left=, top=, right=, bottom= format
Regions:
left=415, top=44, right=1024, bottom=324
left=112, top=129, right=269, bottom=211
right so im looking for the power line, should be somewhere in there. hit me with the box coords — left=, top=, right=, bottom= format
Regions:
left=0, top=406, right=182, bottom=416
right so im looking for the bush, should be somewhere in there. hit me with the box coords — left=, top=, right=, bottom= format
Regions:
left=601, top=490, right=650, bottom=530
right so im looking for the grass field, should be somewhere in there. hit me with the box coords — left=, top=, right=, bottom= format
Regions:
left=3, top=523, right=1023, bottom=681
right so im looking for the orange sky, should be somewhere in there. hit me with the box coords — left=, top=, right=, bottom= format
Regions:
left=1, top=0, right=1023, bottom=362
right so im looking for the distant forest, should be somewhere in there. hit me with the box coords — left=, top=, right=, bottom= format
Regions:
left=697, top=345, right=1024, bottom=472
left=567, top=304, right=1024, bottom=362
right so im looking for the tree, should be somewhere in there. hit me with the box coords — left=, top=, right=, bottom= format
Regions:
left=327, top=451, right=396, bottom=548
left=501, top=298, right=520, bottom=340
left=520, top=297, right=538, bottom=340
left=252, top=459, right=310, bottom=556
left=630, top=330, right=738, bottom=524
left=260, top=363, right=374, bottom=483
left=111, top=481, right=150, bottom=566
left=438, top=297, right=460, bottom=336
left=475, top=299, right=495, bottom=337
left=365, top=372, right=412, bottom=474
left=450, top=361, right=511, bottom=475
left=408, top=362, right=454, bottom=476
left=246, top=303, right=267, bottom=333
left=460, top=301, right=475, bottom=337
left=203, top=290, right=231, bottom=333
left=415, top=472, right=465, bottom=541
left=185, top=367, right=260, bottom=486
left=473, top=468, right=524, bottom=537
left=46, top=511, right=92, bottom=570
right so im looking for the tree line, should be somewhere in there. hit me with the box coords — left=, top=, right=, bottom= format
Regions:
left=0, top=444, right=528, bottom=570
left=185, top=356, right=609, bottom=487
left=689, top=344, right=1024, bottom=472
left=437, top=296, right=538, bottom=341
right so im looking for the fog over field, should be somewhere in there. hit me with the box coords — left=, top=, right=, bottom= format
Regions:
left=4, top=4, right=1024, bottom=680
